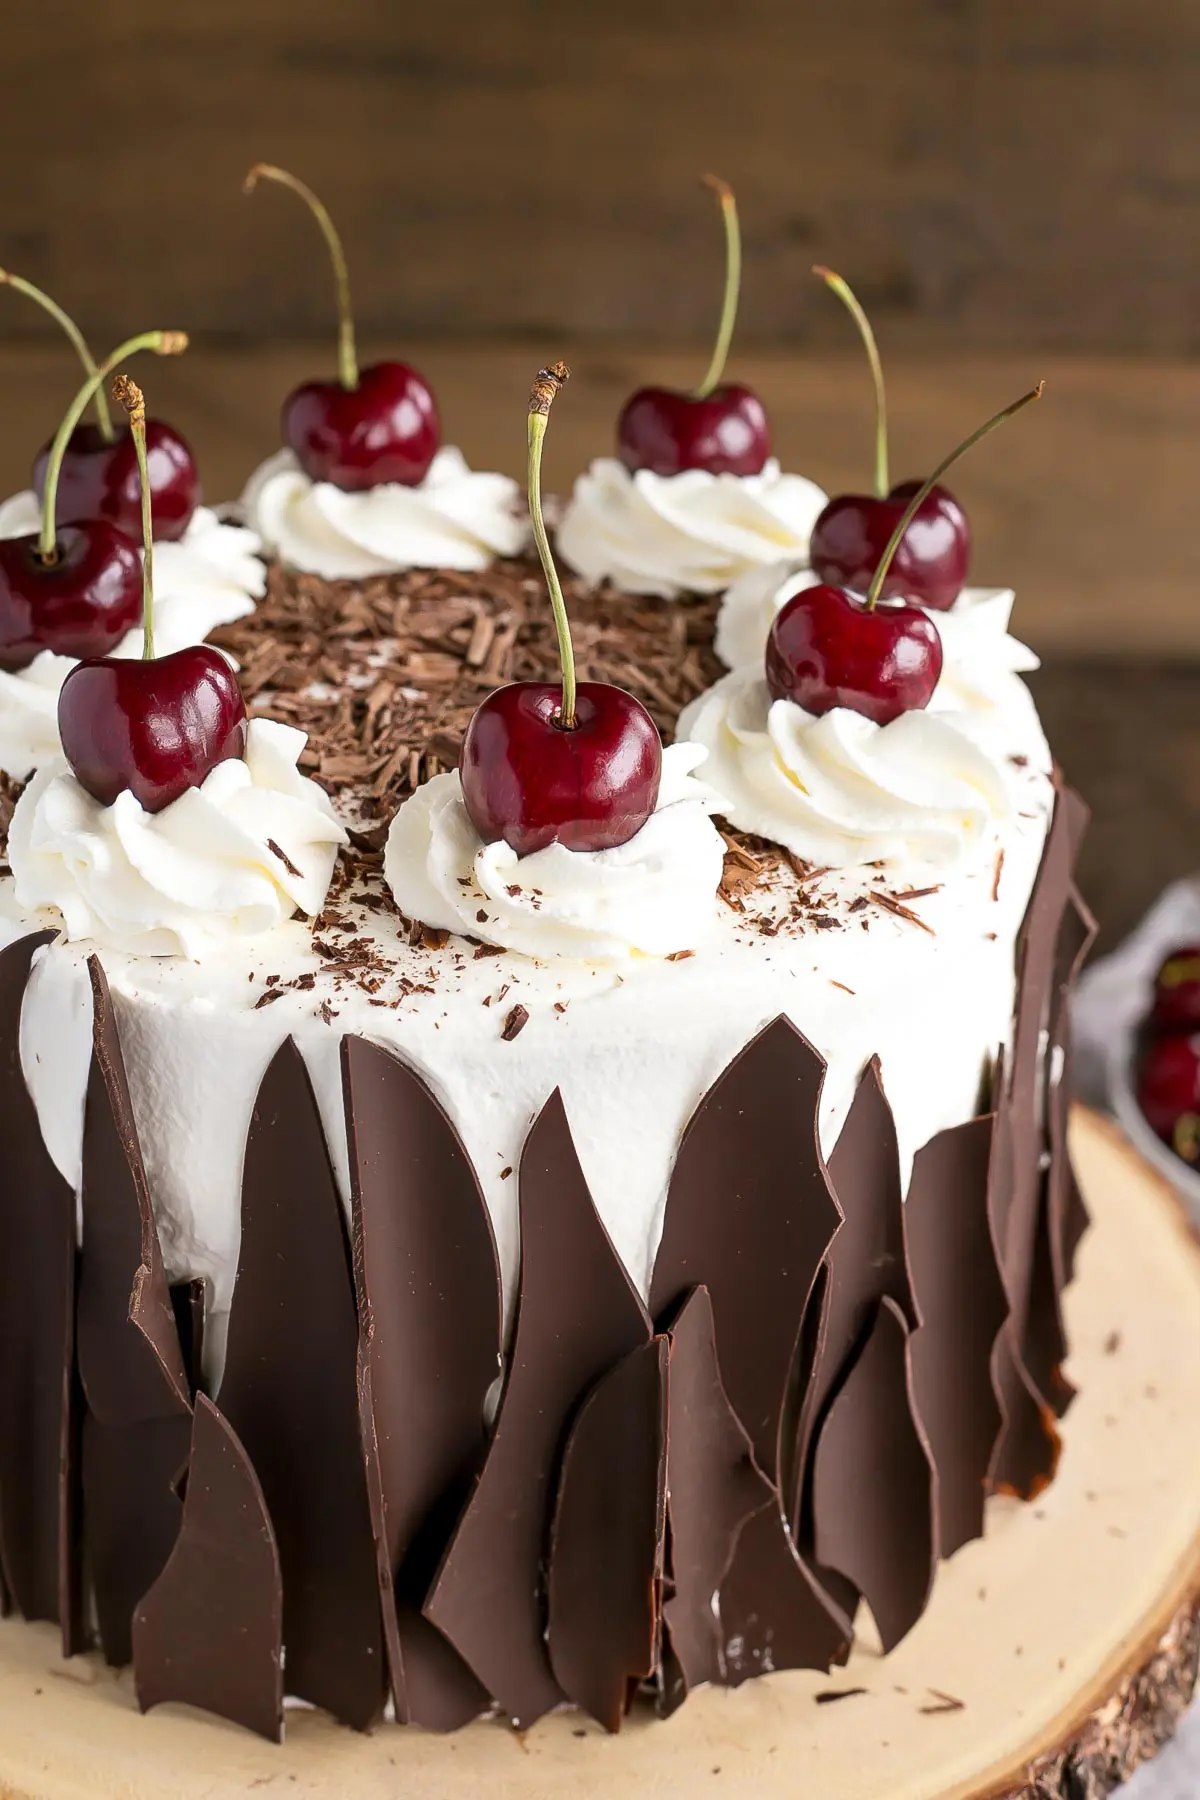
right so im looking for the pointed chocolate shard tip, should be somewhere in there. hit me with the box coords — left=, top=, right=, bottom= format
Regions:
left=660, top=1286, right=775, bottom=1713
left=905, top=1114, right=1007, bottom=1558
left=718, top=1497, right=852, bottom=1685
left=343, top=1035, right=501, bottom=1732
left=811, top=1296, right=937, bottom=1654
left=219, top=1037, right=386, bottom=1731
left=650, top=1016, right=841, bottom=1485
left=426, top=1088, right=651, bottom=1729
left=548, top=1337, right=668, bottom=1731
left=0, top=932, right=81, bottom=1647
left=134, top=1394, right=283, bottom=1742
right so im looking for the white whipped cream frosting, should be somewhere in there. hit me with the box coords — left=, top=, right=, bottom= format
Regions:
left=555, top=457, right=828, bottom=599
left=0, top=498, right=266, bottom=780
left=8, top=719, right=346, bottom=958
left=385, top=742, right=726, bottom=962
left=715, top=562, right=1048, bottom=765
left=678, top=666, right=1017, bottom=873
left=241, top=446, right=526, bottom=580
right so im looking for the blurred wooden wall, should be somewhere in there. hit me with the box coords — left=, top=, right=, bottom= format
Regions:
left=3, top=0, right=1198, bottom=353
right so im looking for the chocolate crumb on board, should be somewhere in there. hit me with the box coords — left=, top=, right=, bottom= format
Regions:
left=501, top=1004, right=530, bottom=1042
left=918, top=1689, right=965, bottom=1715
left=814, top=1687, right=868, bottom=1705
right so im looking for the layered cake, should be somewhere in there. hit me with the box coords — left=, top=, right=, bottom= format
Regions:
left=0, top=191, right=1094, bottom=1750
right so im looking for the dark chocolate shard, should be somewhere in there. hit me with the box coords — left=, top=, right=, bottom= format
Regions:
left=659, top=1287, right=774, bottom=1715
left=0, top=931, right=82, bottom=1652
left=792, top=1058, right=914, bottom=1553
left=426, top=1089, right=651, bottom=1729
left=80, top=958, right=192, bottom=1667
left=718, top=1497, right=853, bottom=1686
left=905, top=1115, right=1008, bottom=1558
left=342, top=1036, right=501, bottom=1732
left=134, top=1393, right=284, bottom=1742
left=218, top=1038, right=386, bottom=1731
left=811, top=1297, right=937, bottom=1653
left=649, top=1017, right=842, bottom=1485
left=547, top=1337, right=668, bottom=1731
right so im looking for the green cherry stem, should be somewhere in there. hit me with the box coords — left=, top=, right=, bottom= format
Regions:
left=245, top=163, right=358, bottom=391
left=814, top=265, right=888, bottom=497
left=527, top=361, right=577, bottom=728
left=864, top=381, right=1045, bottom=611
left=694, top=174, right=742, bottom=400
left=111, top=375, right=156, bottom=659
left=0, top=269, right=114, bottom=441
left=37, top=329, right=188, bottom=563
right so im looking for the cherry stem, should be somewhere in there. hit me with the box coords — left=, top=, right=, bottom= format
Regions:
left=814, top=265, right=887, bottom=496
left=864, top=381, right=1045, bottom=611
left=112, top=376, right=156, bottom=660
left=694, top=175, right=741, bottom=400
left=245, top=164, right=357, bottom=391
left=527, top=361, right=577, bottom=728
left=0, top=269, right=114, bottom=441
left=37, top=330, right=188, bottom=563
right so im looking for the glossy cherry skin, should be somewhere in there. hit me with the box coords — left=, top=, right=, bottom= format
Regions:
left=809, top=481, right=970, bottom=612
left=33, top=419, right=200, bottom=544
left=1137, top=1031, right=1200, bottom=1164
left=283, top=360, right=441, bottom=491
left=58, top=645, right=248, bottom=814
left=460, top=680, right=662, bottom=857
left=616, top=384, right=770, bottom=478
left=1149, top=947, right=1200, bottom=1034
left=0, top=524, right=143, bottom=672
left=765, top=582, right=943, bottom=727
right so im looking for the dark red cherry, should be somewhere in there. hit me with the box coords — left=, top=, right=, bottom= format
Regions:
left=0, top=524, right=142, bottom=671
left=460, top=680, right=662, bottom=857
left=1137, top=1031, right=1200, bottom=1165
left=765, top=582, right=943, bottom=727
left=616, top=384, right=770, bottom=478
left=809, top=481, right=970, bottom=612
left=58, top=645, right=248, bottom=814
left=33, top=418, right=199, bottom=543
left=282, top=361, right=440, bottom=491
left=1149, top=947, right=1200, bottom=1035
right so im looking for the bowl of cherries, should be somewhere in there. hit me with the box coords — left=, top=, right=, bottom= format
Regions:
left=1111, top=945, right=1200, bottom=1212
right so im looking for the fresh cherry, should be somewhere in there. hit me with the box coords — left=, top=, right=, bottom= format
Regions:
left=809, top=481, right=970, bottom=612
left=58, top=375, right=247, bottom=815
left=1149, top=947, right=1200, bottom=1035
left=616, top=175, right=769, bottom=478
left=32, top=416, right=200, bottom=543
left=246, top=164, right=440, bottom=492
left=766, top=584, right=941, bottom=726
left=765, top=381, right=1044, bottom=728
left=0, top=328, right=187, bottom=672
left=460, top=361, right=662, bottom=855
left=1137, top=1032, right=1200, bottom=1165
left=809, top=266, right=971, bottom=610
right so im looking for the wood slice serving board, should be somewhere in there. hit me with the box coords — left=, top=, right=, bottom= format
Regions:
left=0, top=1107, right=1196, bottom=1800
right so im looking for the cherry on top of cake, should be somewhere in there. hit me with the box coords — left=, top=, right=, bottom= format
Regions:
left=460, top=361, right=663, bottom=856
left=766, top=382, right=1044, bottom=727
left=244, top=163, right=441, bottom=494
left=0, top=328, right=192, bottom=672
left=616, top=175, right=770, bottom=480
left=57, top=373, right=248, bottom=814
left=0, top=270, right=200, bottom=544
left=808, top=266, right=972, bottom=613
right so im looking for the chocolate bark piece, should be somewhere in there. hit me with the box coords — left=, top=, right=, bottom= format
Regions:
left=134, top=1393, right=284, bottom=1742
left=219, top=1038, right=386, bottom=1731
left=342, top=1036, right=501, bottom=1732
left=649, top=1016, right=842, bottom=1485
left=905, top=1114, right=1008, bottom=1557
left=718, top=1492, right=853, bottom=1685
left=547, top=1337, right=668, bottom=1731
left=0, top=931, right=82, bottom=1650
left=811, top=1296, right=937, bottom=1653
left=79, top=958, right=192, bottom=1667
left=426, top=1089, right=652, bottom=1729
left=658, top=1286, right=775, bottom=1714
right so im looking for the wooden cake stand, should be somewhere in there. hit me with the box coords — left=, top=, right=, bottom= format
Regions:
left=0, top=1108, right=1196, bottom=1800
